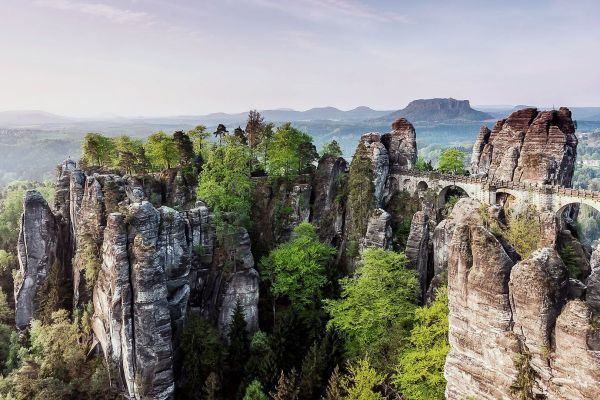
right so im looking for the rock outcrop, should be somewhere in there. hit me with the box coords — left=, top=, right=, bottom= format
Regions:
left=311, top=155, right=348, bottom=245
left=16, top=160, right=260, bottom=399
left=444, top=199, right=600, bottom=400
left=405, top=211, right=431, bottom=298
left=15, top=191, right=62, bottom=330
left=471, top=107, right=577, bottom=186
left=360, top=208, right=392, bottom=251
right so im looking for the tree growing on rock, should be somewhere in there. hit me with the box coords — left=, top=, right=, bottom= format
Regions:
left=266, top=123, right=315, bottom=179
left=113, top=135, right=149, bottom=174
left=81, top=132, right=115, bottom=167
left=246, top=110, right=265, bottom=150
left=196, top=138, right=254, bottom=226
left=320, top=140, right=343, bottom=158
left=144, top=131, right=180, bottom=170
left=173, top=130, right=195, bottom=166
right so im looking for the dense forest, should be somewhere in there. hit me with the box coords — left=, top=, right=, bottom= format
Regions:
left=0, top=110, right=598, bottom=399
left=0, top=111, right=452, bottom=400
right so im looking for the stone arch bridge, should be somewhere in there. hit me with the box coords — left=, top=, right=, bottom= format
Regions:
left=396, top=170, right=600, bottom=215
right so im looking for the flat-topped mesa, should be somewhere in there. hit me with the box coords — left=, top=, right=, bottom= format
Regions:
left=471, top=107, right=577, bottom=187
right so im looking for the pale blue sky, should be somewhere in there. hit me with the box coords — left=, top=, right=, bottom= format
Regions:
left=1, top=0, right=599, bottom=116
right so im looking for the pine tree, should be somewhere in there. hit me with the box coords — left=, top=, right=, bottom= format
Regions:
left=270, top=370, right=299, bottom=400
left=322, top=366, right=344, bottom=400
left=243, top=380, right=269, bottom=400
left=299, top=342, right=324, bottom=399
left=225, top=299, right=251, bottom=397
left=173, top=130, right=195, bottom=165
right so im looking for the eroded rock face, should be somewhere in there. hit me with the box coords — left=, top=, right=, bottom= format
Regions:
left=405, top=211, right=431, bottom=298
left=471, top=107, right=577, bottom=186
left=312, top=155, right=348, bottom=245
left=359, top=133, right=390, bottom=207
left=15, top=191, right=61, bottom=330
left=586, top=247, right=600, bottom=313
left=383, top=118, right=417, bottom=172
left=445, top=201, right=600, bottom=400
left=18, top=161, right=260, bottom=399
left=360, top=208, right=392, bottom=251
left=445, top=223, right=518, bottom=400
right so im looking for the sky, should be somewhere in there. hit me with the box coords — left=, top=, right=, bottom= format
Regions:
left=1, top=0, right=599, bottom=117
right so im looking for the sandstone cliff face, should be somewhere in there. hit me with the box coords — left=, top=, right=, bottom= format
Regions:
left=471, top=107, right=577, bottom=186
left=405, top=211, right=431, bottom=299
left=311, top=155, right=348, bottom=245
left=15, top=191, right=61, bottom=330
left=444, top=200, right=600, bottom=400
left=16, top=160, right=260, bottom=399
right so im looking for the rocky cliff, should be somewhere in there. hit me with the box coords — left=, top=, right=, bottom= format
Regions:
left=444, top=199, right=600, bottom=400
left=15, top=161, right=260, bottom=399
left=471, top=107, right=577, bottom=186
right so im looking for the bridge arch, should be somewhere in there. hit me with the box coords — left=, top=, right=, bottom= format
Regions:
left=417, top=181, right=429, bottom=192
left=556, top=201, right=600, bottom=218
left=437, top=184, right=470, bottom=209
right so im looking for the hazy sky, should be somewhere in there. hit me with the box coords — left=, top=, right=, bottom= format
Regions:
left=1, top=0, right=599, bottom=116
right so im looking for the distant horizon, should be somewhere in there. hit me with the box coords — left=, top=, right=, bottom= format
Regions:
left=2, top=102, right=600, bottom=120
left=2, top=1, right=599, bottom=116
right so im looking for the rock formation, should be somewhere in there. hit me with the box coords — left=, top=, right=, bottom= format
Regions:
left=311, top=155, right=348, bottom=245
left=405, top=211, right=431, bottom=298
left=361, top=208, right=392, bottom=251
left=471, top=107, right=577, bottom=186
left=15, top=160, right=260, bottom=399
left=15, top=191, right=62, bottom=330
left=444, top=199, right=600, bottom=400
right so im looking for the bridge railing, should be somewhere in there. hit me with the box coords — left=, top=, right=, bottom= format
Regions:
left=397, top=169, right=600, bottom=199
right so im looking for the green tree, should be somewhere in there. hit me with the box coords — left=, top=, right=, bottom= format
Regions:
left=393, top=287, right=449, bottom=400
left=180, top=316, right=224, bottom=400
left=187, top=124, right=211, bottom=154
left=324, top=249, right=418, bottom=367
left=437, top=148, right=467, bottom=175
left=258, top=123, right=275, bottom=169
left=341, top=359, right=384, bottom=400
left=320, top=140, right=343, bottom=158
left=144, top=131, right=180, bottom=170
left=196, top=139, right=254, bottom=226
left=266, top=123, right=315, bottom=179
left=244, top=380, right=269, bottom=400
left=505, top=208, right=541, bottom=259
left=226, top=299, right=251, bottom=396
left=214, top=124, right=229, bottom=144
left=81, top=133, right=115, bottom=167
left=234, top=126, right=248, bottom=145
left=346, top=141, right=375, bottom=251
left=113, top=135, right=149, bottom=174
left=559, top=245, right=580, bottom=279
left=244, top=331, right=276, bottom=390
left=415, top=156, right=433, bottom=172
left=260, top=223, right=336, bottom=311
left=173, top=130, right=195, bottom=166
